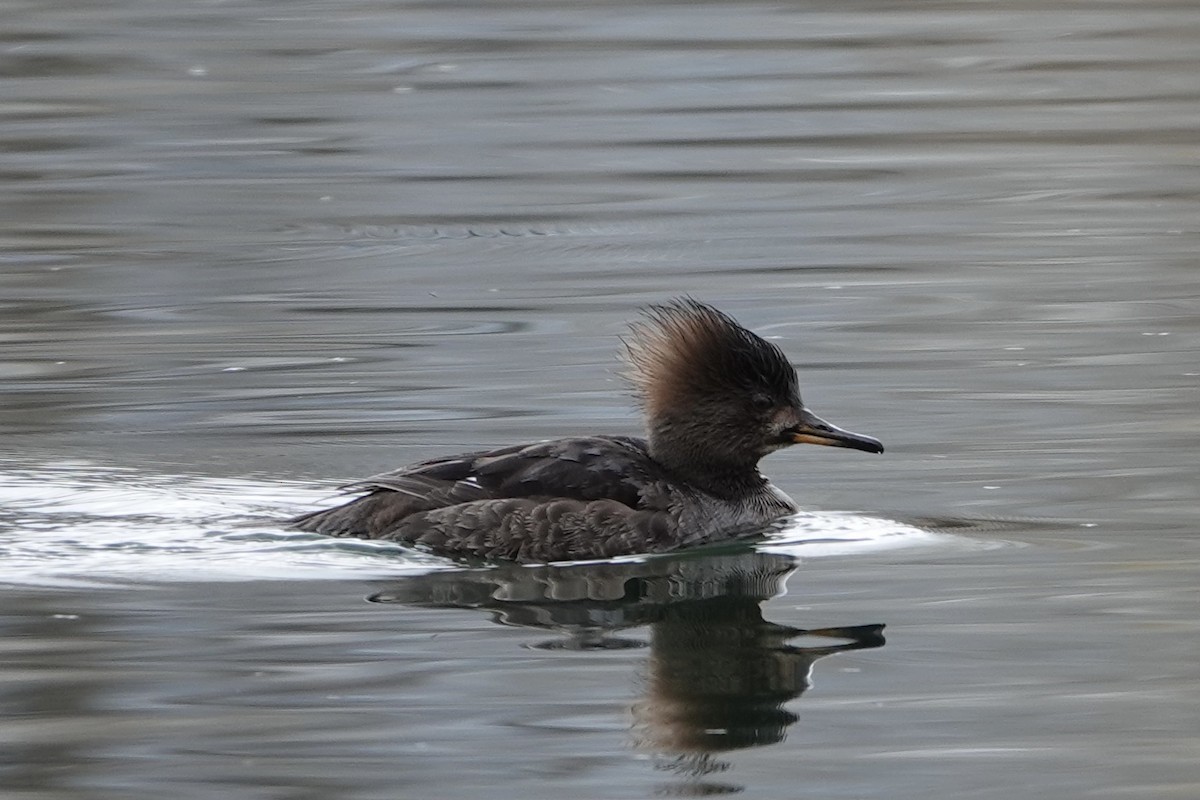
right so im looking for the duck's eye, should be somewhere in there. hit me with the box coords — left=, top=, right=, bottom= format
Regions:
left=751, top=393, right=773, bottom=412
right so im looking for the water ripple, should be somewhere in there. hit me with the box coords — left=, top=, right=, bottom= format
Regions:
left=0, top=460, right=946, bottom=587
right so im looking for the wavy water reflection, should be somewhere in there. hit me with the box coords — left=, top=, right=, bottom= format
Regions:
left=371, top=551, right=885, bottom=795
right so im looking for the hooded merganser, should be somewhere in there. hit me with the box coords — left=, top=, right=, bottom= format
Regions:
left=290, top=299, right=883, bottom=562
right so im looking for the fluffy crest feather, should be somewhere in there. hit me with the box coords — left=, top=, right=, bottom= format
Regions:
left=621, top=298, right=799, bottom=418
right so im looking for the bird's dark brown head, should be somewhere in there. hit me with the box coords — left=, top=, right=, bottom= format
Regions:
left=623, top=298, right=882, bottom=490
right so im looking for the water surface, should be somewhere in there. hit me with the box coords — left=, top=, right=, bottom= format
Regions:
left=2, top=1, right=1198, bottom=797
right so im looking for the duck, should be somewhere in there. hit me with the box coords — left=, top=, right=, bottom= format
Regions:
left=290, top=298, right=883, bottom=563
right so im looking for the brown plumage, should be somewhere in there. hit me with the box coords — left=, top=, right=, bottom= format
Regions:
left=290, top=299, right=883, bottom=563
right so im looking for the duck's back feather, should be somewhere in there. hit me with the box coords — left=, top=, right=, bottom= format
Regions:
left=290, top=435, right=682, bottom=560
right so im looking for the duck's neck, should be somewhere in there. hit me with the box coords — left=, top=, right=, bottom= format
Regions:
left=647, top=425, right=766, bottom=500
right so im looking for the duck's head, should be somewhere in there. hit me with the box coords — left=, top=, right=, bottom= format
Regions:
left=623, top=298, right=882, bottom=485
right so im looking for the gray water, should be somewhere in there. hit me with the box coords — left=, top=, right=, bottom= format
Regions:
left=2, top=1, right=1199, bottom=797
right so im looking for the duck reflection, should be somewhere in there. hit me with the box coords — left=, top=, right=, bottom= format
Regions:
left=369, top=549, right=884, bottom=792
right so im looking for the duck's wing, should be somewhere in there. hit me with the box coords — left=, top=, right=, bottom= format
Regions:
left=290, top=436, right=669, bottom=542
left=345, top=435, right=655, bottom=506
